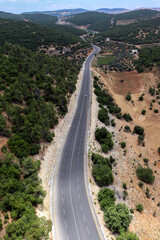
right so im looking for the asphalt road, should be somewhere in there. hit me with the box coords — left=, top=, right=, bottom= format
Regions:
left=54, top=45, right=103, bottom=240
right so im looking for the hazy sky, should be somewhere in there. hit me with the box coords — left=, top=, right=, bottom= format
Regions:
left=0, top=0, right=160, bottom=13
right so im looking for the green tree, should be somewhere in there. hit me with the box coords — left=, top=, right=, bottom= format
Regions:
left=98, top=188, right=116, bottom=211
left=136, top=167, right=155, bottom=184
left=116, top=231, right=139, bottom=240
left=104, top=203, right=132, bottom=234
left=92, top=164, right=114, bottom=187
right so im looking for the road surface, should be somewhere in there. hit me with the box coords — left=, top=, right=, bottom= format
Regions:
left=54, top=45, right=103, bottom=240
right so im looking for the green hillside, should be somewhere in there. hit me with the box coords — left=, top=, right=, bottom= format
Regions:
left=22, top=13, right=58, bottom=25
left=66, top=9, right=160, bottom=32
left=0, top=18, right=85, bottom=51
left=94, top=17, right=160, bottom=44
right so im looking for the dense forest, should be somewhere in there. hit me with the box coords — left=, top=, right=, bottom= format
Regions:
left=0, top=18, right=88, bottom=51
left=66, top=9, right=160, bottom=32
left=94, top=17, right=160, bottom=44
left=134, top=46, right=160, bottom=72
left=0, top=42, right=82, bottom=238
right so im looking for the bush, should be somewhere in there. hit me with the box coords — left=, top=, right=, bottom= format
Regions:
left=141, top=110, right=146, bottom=115
left=92, top=164, right=114, bottom=187
left=134, top=126, right=144, bottom=136
left=0, top=219, right=2, bottom=229
left=116, top=231, right=139, bottom=240
left=8, top=134, right=30, bottom=158
left=154, top=109, right=159, bottom=113
left=95, top=127, right=114, bottom=153
left=121, top=142, right=126, bottom=148
left=158, top=147, right=160, bottom=155
left=136, top=167, right=155, bottom=184
left=98, top=188, right=116, bottom=211
left=139, top=96, right=143, bottom=101
left=123, top=113, right=132, bottom=122
left=124, top=125, right=131, bottom=132
left=104, top=203, right=132, bottom=234
left=98, top=107, right=110, bottom=125
left=136, top=204, right=144, bottom=212
left=91, top=153, right=112, bottom=168
left=126, top=94, right=131, bottom=101
left=111, top=119, right=116, bottom=127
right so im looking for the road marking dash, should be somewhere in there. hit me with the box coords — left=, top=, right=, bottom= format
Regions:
left=80, top=204, right=83, bottom=211
left=65, top=220, right=67, bottom=229
left=63, top=208, right=65, bottom=215
left=83, top=214, right=86, bottom=222
left=86, top=226, right=90, bottom=235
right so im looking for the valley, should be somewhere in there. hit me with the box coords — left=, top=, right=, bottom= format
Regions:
left=0, top=7, right=160, bottom=240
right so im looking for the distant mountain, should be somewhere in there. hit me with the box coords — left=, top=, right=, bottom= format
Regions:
left=96, top=8, right=128, bottom=14
left=22, top=8, right=88, bottom=17
left=0, top=11, right=23, bottom=20
left=66, top=9, right=160, bottom=32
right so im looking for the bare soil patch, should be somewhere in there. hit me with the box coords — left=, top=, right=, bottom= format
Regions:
left=105, top=71, right=144, bottom=95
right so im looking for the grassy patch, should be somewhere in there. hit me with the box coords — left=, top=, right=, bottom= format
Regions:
left=97, top=56, right=115, bottom=65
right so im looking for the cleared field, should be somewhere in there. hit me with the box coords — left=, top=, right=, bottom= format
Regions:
left=97, top=55, right=115, bottom=65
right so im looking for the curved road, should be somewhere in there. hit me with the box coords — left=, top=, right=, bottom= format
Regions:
left=54, top=46, right=103, bottom=240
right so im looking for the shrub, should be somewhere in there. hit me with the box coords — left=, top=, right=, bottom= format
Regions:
left=136, top=204, right=144, bottom=212
left=111, top=119, right=116, bottom=127
left=138, top=182, right=143, bottom=188
left=134, top=126, right=144, bottom=136
left=123, top=183, right=127, bottom=190
left=0, top=219, right=2, bottom=229
left=158, top=147, right=160, bottom=155
left=121, top=142, right=126, bottom=148
left=95, top=127, right=114, bottom=153
left=98, top=188, right=116, bottom=211
left=91, top=153, right=112, bottom=168
left=141, top=110, right=146, bottom=115
left=8, top=134, right=30, bottom=158
left=149, top=87, right=155, bottom=96
left=126, top=94, right=131, bottom=101
left=124, top=125, right=131, bottom=132
left=154, top=109, right=159, bottom=113
left=92, top=164, right=114, bottom=187
left=98, top=108, right=110, bottom=125
left=139, top=95, right=143, bottom=101
left=136, top=167, right=155, bottom=184
left=104, top=203, right=132, bottom=234
left=116, top=231, right=139, bottom=240
left=123, top=113, right=132, bottom=122
left=116, top=113, right=122, bottom=119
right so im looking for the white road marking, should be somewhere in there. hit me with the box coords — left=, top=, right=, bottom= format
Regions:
left=65, top=220, right=68, bottom=229
left=83, top=214, right=86, bottom=222
left=63, top=208, right=66, bottom=215
left=62, top=197, right=64, bottom=204
left=67, top=234, right=70, bottom=240
left=86, top=226, right=90, bottom=235
left=80, top=204, right=83, bottom=211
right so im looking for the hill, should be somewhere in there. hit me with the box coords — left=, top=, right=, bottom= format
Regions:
left=94, top=17, right=160, bottom=45
left=0, top=11, right=23, bottom=20
left=22, top=13, right=58, bottom=25
left=22, top=8, right=88, bottom=17
left=66, top=9, right=160, bottom=32
left=96, top=8, right=128, bottom=14
left=0, top=18, right=86, bottom=51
